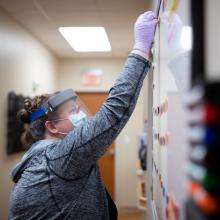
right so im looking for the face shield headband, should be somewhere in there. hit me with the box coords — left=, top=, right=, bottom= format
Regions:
left=29, top=89, right=78, bottom=123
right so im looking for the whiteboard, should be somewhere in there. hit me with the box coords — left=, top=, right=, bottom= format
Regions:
left=147, top=0, right=192, bottom=219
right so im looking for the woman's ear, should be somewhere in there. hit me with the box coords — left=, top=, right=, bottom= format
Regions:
left=45, top=121, right=58, bottom=134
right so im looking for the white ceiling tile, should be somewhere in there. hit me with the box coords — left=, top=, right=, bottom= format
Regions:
left=36, top=0, right=98, bottom=12
left=101, top=11, right=140, bottom=28
left=97, top=0, right=151, bottom=11
left=11, top=11, right=50, bottom=25
left=48, top=12, right=103, bottom=27
left=0, top=0, right=153, bottom=58
left=0, top=0, right=37, bottom=13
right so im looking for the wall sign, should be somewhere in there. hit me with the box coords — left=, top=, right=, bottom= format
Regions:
left=81, top=68, right=103, bottom=86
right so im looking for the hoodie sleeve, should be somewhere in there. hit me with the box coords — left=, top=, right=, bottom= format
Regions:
left=45, top=53, right=151, bottom=179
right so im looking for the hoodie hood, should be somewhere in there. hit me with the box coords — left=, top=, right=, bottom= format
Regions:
left=11, top=139, right=59, bottom=183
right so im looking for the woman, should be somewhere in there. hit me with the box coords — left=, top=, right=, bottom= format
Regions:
left=9, top=11, right=157, bottom=220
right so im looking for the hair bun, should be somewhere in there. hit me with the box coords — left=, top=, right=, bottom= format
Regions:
left=24, top=98, right=32, bottom=111
left=17, top=109, right=30, bottom=124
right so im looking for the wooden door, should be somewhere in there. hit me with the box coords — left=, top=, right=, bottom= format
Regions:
left=77, top=92, right=115, bottom=199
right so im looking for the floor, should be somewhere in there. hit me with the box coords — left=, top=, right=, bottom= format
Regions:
left=118, top=209, right=146, bottom=220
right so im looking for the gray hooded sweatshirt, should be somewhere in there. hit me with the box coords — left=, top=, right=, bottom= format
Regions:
left=9, top=53, right=151, bottom=220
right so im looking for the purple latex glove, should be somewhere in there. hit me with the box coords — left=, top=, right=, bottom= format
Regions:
left=134, top=11, right=158, bottom=54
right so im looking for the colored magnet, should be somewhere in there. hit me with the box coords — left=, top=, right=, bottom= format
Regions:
left=166, top=192, right=180, bottom=220
left=203, top=104, right=219, bottom=124
left=162, top=102, right=166, bottom=113
left=186, top=181, right=220, bottom=215
left=159, top=105, right=163, bottom=115
left=152, top=82, right=156, bottom=89
left=168, top=0, right=180, bottom=22
left=204, top=127, right=218, bottom=146
left=157, top=106, right=160, bottom=115
left=156, top=133, right=159, bottom=140
left=163, top=186, right=166, bottom=197
left=165, top=130, right=170, bottom=145
left=166, top=193, right=170, bottom=205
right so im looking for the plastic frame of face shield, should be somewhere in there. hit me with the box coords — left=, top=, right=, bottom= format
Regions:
left=46, top=89, right=77, bottom=112
left=30, top=89, right=90, bottom=123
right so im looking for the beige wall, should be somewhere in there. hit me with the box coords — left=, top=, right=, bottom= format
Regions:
left=57, top=58, right=145, bottom=208
left=115, top=91, right=144, bottom=207
left=0, top=7, right=57, bottom=219
left=57, top=58, right=123, bottom=92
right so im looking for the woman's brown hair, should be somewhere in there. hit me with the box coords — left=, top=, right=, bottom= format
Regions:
left=17, top=93, right=58, bottom=147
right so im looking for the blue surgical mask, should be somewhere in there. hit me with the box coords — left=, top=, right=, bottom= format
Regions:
left=68, top=110, right=87, bottom=127
left=50, top=110, right=87, bottom=135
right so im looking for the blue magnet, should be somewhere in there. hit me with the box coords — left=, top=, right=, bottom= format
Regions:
left=204, top=127, right=218, bottom=145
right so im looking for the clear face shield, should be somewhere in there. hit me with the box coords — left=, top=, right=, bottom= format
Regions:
left=29, top=89, right=90, bottom=128
left=61, top=97, right=89, bottom=127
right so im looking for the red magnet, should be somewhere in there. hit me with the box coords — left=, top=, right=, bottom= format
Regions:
left=203, top=104, right=219, bottom=124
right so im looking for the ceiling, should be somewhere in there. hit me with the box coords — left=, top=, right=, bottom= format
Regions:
left=0, top=0, right=153, bottom=58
